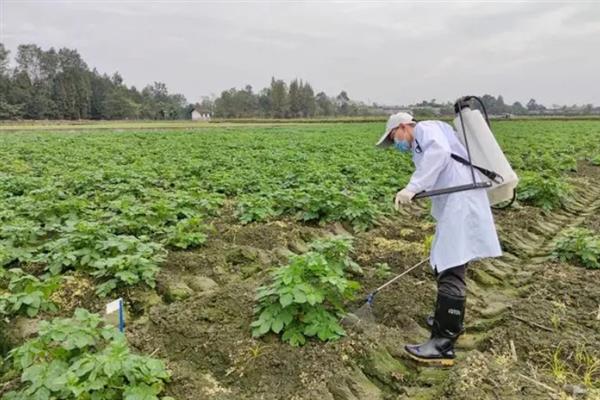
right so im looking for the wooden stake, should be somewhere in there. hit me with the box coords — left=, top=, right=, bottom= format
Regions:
left=512, top=314, right=554, bottom=333
left=509, top=340, right=518, bottom=362
left=517, top=373, right=557, bottom=394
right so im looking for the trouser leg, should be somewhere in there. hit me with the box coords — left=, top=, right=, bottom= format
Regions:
left=436, top=263, right=467, bottom=297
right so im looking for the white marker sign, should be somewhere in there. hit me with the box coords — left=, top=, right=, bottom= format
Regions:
left=106, top=298, right=122, bottom=314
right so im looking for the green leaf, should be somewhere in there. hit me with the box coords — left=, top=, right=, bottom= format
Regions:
left=292, top=287, right=307, bottom=304
left=21, top=364, right=46, bottom=384
left=305, top=290, right=324, bottom=306
left=31, top=386, right=51, bottom=400
left=249, top=319, right=264, bottom=328
left=271, top=318, right=284, bottom=334
left=21, top=294, right=35, bottom=305
left=252, top=320, right=271, bottom=337
left=279, top=293, right=293, bottom=307
left=26, top=306, right=38, bottom=317
left=303, top=324, right=318, bottom=337
left=72, top=358, right=95, bottom=377
left=278, top=307, right=294, bottom=326
left=281, top=329, right=306, bottom=347
left=123, top=384, right=159, bottom=400
left=317, top=326, right=333, bottom=341
left=103, top=359, right=121, bottom=378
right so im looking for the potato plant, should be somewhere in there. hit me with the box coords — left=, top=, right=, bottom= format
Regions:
left=554, top=228, right=600, bottom=269
left=0, top=121, right=599, bottom=297
left=4, top=308, right=173, bottom=400
left=516, top=171, right=571, bottom=211
left=0, top=268, right=60, bottom=317
left=252, top=237, right=360, bottom=346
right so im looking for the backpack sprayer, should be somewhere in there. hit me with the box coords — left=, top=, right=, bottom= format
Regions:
left=413, top=95, right=519, bottom=205
left=345, top=96, right=519, bottom=324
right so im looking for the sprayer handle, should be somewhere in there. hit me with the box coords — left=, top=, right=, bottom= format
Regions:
left=410, top=182, right=492, bottom=200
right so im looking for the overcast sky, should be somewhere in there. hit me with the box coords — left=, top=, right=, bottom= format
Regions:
left=1, top=1, right=599, bottom=106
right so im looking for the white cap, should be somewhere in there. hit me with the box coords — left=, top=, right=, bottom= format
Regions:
left=375, top=112, right=416, bottom=147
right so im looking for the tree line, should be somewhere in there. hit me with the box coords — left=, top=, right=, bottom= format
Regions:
left=199, top=79, right=375, bottom=118
left=0, top=43, right=374, bottom=121
left=1, top=43, right=597, bottom=120
left=0, top=43, right=189, bottom=120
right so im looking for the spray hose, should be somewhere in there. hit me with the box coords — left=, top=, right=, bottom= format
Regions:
left=366, top=257, right=429, bottom=305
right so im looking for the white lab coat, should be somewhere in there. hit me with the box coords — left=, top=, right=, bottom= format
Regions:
left=405, top=121, right=502, bottom=272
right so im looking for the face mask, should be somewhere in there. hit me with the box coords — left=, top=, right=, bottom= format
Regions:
left=393, top=138, right=411, bottom=152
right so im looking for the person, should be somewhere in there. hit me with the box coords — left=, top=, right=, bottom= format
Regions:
left=375, top=112, right=502, bottom=366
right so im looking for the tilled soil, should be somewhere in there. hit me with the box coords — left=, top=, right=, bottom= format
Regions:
left=11, top=166, right=596, bottom=400
left=123, top=166, right=600, bottom=400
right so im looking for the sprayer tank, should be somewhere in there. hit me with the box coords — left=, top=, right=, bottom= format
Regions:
left=452, top=108, right=519, bottom=205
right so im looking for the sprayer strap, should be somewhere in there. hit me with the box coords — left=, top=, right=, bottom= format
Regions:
left=451, top=154, right=504, bottom=184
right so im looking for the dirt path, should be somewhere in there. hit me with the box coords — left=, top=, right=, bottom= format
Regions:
left=127, top=167, right=600, bottom=400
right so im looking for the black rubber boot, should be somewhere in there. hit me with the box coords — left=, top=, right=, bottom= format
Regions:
left=426, top=314, right=465, bottom=334
left=406, top=292, right=466, bottom=366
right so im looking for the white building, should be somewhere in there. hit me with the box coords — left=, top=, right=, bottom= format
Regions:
left=192, top=110, right=211, bottom=121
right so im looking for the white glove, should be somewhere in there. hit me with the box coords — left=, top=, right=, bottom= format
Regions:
left=395, top=188, right=415, bottom=210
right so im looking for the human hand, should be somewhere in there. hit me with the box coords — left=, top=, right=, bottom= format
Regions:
left=394, top=188, right=415, bottom=210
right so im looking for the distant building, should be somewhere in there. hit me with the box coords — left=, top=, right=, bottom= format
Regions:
left=192, top=110, right=211, bottom=121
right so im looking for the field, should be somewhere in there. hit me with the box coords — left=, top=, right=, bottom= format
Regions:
left=0, top=120, right=599, bottom=399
